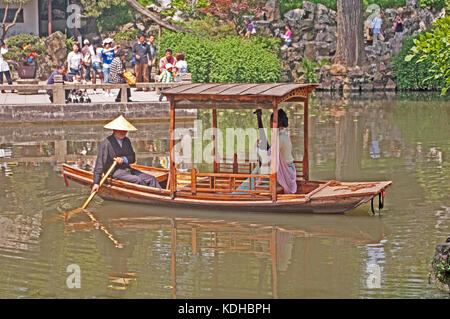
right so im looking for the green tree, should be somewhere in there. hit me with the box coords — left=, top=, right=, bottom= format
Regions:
left=405, top=15, right=450, bottom=95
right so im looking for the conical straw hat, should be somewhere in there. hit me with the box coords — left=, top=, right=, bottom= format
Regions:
left=103, top=115, right=137, bottom=131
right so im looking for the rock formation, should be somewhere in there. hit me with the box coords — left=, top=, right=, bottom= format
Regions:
left=38, top=31, right=67, bottom=80
left=253, top=1, right=443, bottom=91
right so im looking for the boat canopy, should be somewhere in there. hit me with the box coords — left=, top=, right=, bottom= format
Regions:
left=162, top=82, right=318, bottom=200
left=162, top=83, right=319, bottom=109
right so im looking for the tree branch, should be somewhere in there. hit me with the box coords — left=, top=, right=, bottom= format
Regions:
left=2, top=1, right=24, bottom=42
left=125, top=0, right=191, bottom=33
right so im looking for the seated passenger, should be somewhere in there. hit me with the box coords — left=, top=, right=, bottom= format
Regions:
left=236, top=109, right=297, bottom=194
left=91, top=115, right=161, bottom=193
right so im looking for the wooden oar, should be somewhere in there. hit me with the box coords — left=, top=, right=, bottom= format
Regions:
left=64, top=159, right=118, bottom=221
left=83, top=209, right=124, bottom=248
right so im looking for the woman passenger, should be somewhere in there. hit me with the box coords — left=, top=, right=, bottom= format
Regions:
left=236, top=109, right=297, bottom=194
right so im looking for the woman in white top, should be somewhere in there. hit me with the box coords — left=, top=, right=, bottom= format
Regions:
left=67, top=42, right=83, bottom=77
left=174, top=52, right=188, bottom=82
left=89, top=37, right=104, bottom=86
left=236, top=109, right=297, bottom=194
left=0, top=41, right=13, bottom=92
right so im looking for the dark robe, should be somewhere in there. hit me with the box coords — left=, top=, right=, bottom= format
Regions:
left=93, top=134, right=161, bottom=188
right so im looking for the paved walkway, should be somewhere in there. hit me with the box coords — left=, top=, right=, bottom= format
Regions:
left=0, top=83, right=163, bottom=104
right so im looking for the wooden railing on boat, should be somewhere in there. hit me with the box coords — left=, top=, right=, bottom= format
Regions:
left=175, top=168, right=272, bottom=199
left=216, top=153, right=305, bottom=182
left=216, top=154, right=258, bottom=174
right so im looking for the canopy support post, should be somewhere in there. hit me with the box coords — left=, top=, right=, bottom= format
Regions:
left=271, top=100, right=278, bottom=202
left=169, top=98, right=176, bottom=199
left=303, top=96, right=309, bottom=181
left=212, top=108, right=218, bottom=173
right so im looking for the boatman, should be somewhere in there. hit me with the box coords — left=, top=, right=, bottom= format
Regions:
left=91, top=115, right=161, bottom=193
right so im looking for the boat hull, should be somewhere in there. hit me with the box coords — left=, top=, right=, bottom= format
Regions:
left=62, top=164, right=391, bottom=214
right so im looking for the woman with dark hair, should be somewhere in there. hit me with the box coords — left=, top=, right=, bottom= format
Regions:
left=89, top=36, right=104, bottom=88
left=236, top=109, right=297, bottom=194
left=393, top=15, right=404, bottom=40
left=174, top=52, right=187, bottom=82
left=110, top=49, right=132, bottom=103
left=0, top=41, right=14, bottom=93
left=244, top=19, right=255, bottom=38
left=282, top=25, right=292, bottom=48
left=67, top=42, right=83, bottom=78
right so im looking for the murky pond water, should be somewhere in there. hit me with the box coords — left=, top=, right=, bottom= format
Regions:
left=0, top=92, right=448, bottom=298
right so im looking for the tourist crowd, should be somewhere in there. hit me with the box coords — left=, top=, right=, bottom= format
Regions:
left=55, top=33, right=188, bottom=102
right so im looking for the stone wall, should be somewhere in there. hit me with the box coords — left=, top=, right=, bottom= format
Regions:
left=255, top=0, right=444, bottom=91
left=0, top=101, right=196, bottom=123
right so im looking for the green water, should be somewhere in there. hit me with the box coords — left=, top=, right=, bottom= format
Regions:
left=0, top=92, right=448, bottom=298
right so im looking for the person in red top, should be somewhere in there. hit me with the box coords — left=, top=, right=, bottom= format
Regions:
left=159, top=49, right=177, bottom=73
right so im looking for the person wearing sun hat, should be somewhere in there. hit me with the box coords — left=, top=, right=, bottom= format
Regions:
left=91, top=115, right=161, bottom=193
left=158, top=63, right=178, bottom=101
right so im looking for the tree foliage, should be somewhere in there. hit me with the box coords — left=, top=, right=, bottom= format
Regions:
left=201, top=0, right=271, bottom=34
left=418, top=0, right=449, bottom=9
left=80, top=0, right=127, bottom=17
left=404, top=15, right=450, bottom=94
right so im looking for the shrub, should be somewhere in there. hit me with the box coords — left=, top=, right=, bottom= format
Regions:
left=4, top=34, right=45, bottom=63
left=300, top=58, right=320, bottom=83
left=158, top=31, right=282, bottom=83
left=404, top=15, right=449, bottom=94
left=392, top=31, right=445, bottom=91
left=66, top=36, right=75, bottom=51
left=185, top=14, right=236, bottom=40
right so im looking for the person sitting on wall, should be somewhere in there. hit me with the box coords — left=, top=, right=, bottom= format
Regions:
left=91, top=115, right=161, bottom=194
left=174, top=52, right=187, bottom=82
left=159, top=49, right=177, bottom=73
left=158, top=63, right=177, bottom=101
left=46, top=64, right=70, bottom=103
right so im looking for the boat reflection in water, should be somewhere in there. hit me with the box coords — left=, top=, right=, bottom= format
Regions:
left=62, top=202, right=388, bottom=298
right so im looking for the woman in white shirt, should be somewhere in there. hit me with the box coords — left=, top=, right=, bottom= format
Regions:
left=67, top=42, right=83, bottom=78
left=0, top=41, right=13, bottom=93
left=174, top=52, right=188, bottom=82
left=236, top=109, right=297, bottom=194
left=88, top=37, right=104, bottom=87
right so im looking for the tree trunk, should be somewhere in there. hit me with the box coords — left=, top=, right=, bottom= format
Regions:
left=333, top=0, right=364, bottom=67
left=1, top=2, right=24, bottom=42
left=125, top=0, right=190, bottom=33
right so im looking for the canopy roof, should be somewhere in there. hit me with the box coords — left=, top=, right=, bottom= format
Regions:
left=162, top=83, right=318, bottom=109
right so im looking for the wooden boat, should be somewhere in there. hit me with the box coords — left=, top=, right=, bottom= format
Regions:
left=62, top=83, right=392, bottom=214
